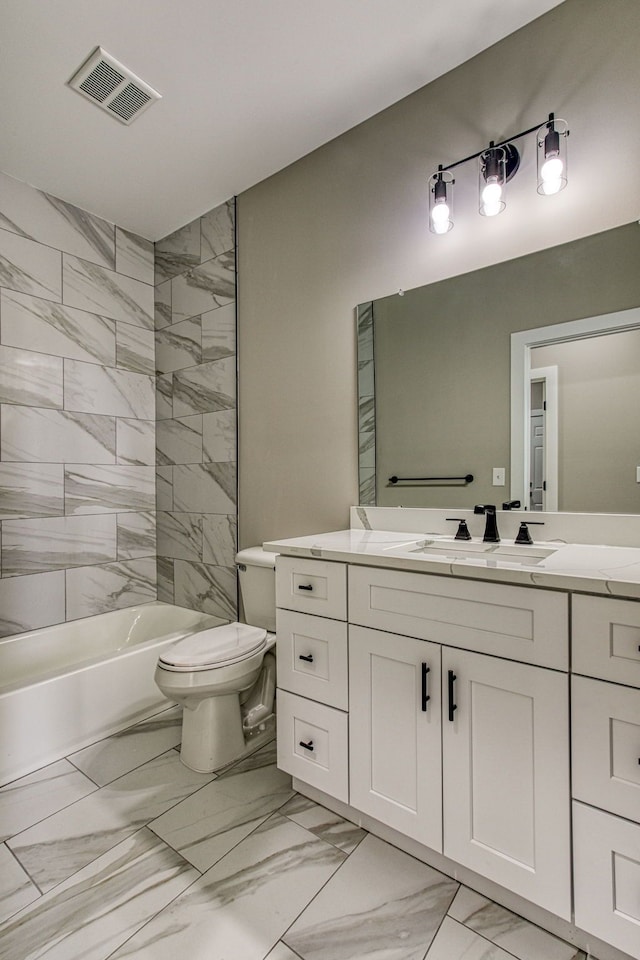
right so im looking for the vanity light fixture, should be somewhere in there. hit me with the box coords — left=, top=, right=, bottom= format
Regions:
left=429, top=112, right=569, bottom=232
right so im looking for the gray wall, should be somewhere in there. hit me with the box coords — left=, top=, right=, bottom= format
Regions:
left=237, top=0, right=640, bottom=545
left=0, top=171, right=157, bottom=638
left=154, top=202, right=238, bottom=620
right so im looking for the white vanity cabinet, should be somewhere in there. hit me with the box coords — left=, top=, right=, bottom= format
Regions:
left=571, top=594, right=640, bottom=958
left=348, top=566, right=571, bottom=920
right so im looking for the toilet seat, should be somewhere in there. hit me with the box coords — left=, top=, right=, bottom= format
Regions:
left=158, top=622, right=267, bottom=672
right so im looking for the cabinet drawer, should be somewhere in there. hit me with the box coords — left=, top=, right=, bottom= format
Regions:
left=276, top=690, right=348, bottom=802
left=572, top=675, right=640, bottom=824
left=349, top=565, right=568, bottom=669
left=276, top=556, right=347, bottom=620
left=572, top=594, right=640, bottom=688
left=573, top=801, right=640, bottom=958
left=276, top=610, right=348, bottom=709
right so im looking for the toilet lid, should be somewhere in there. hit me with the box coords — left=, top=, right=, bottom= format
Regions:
left=159, top=622, right=267, bottom=669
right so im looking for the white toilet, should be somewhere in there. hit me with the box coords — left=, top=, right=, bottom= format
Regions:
left=155, top=546, right=278, bottom=773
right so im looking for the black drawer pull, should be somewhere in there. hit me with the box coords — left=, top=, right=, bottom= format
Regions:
left=448, top=670, right=457, bottom=722
left=299, top=653, right=314, bottom=663
left=299, top=739, right=314, bottom=752
left=298, top=584, right=313, bottom=591
left=421, top=662, right=431, bottom=712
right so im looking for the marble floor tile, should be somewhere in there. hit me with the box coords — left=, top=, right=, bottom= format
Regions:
left=69, top=707, right=182, bottom=787
left=0, top=758, right=97, bottom=842
left=150, top=760, right=294, bottom=871
left=265, top=943, right=301, bottom=960
left=8, top=749, right=213, bottom=892
left=0, top=827, right=198, bottom=960
left=425, top=916, right=513, bottom=960
left=448, top=886, right=587, bottom=960
left=0, top=843, right=40, bottom=923
left=217, top=739, right=278, bottom=775
left=280, top=795, right=366, bottom=854
left=283, top=833, right=458, bottom=960
left=108, top=813, right=346, bottom=960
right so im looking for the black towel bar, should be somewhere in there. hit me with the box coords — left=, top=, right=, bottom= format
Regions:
left=388, top=474, right=474, bottom=484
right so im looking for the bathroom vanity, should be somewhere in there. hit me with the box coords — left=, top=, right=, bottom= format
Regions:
left=266, top=507, right=640, bottom=960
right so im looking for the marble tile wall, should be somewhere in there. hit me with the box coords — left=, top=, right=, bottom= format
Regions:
left=0, top=171, right=156, bottom=638
left=154, top=199, right=237, bottom=619
left=357, top=301, right=376, bottom=505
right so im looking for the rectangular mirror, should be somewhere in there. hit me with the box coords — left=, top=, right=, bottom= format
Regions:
left=357, top=220, right=640, bottom=513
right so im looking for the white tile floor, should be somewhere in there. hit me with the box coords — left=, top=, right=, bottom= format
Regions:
left=0, top=706, right=589, bottom=960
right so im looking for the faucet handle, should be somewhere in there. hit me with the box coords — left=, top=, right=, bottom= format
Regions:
left=446, top=518, right=472, bottom=541
left=515, top=521, right=545, bottom=545
left=502, top=500, right=521, bottom=510
left=473, top=504, right=496, bottom=515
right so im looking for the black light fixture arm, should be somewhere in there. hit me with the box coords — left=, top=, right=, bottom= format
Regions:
left=440, top=113, right=557, bottom=172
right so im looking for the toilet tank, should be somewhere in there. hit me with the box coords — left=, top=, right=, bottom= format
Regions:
left=235, top=547, right=278, bottom=632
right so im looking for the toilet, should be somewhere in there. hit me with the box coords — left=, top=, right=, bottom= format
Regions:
left=155, top=546, right=278, bottom=773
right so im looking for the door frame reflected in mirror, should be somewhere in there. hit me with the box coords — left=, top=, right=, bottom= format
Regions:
left=510, top=305, right=640, bottom=510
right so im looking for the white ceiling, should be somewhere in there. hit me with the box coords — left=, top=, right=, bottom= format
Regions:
left=0, top=0, right=565, bottom=240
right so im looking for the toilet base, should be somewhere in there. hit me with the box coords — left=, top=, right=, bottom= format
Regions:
left=180, top=695, right=275, bottom=773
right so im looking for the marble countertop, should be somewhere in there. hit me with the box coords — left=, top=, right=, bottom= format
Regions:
left=263, top=528, right=640, bottom=599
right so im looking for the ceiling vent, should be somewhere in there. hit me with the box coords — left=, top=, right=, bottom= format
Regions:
left=68, top=47, right=161, bottom=124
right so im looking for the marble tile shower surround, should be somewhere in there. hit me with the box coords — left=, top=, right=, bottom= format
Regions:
left=0, top=170, right=156, bottom=638
left=0, top=713, right=592, bottom=960
left=154, top=198, right=238, bottom=620
left=0, top=173, right=238, bottom=636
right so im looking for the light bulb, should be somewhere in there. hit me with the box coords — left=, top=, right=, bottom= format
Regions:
left=431, top=201, right=450, bottom=224
left=540, top=156, right=563, bottom=194
left=481, top=181, right=502, bottom=205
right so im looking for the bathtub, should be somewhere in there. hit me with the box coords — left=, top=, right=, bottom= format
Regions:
left=0, top=601, right=225, bottom=787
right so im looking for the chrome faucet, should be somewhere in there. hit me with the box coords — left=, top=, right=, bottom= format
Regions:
left=474, top=504, right=500, bottom=543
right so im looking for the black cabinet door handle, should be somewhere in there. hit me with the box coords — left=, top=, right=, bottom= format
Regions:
left=447, top=670, right=457, bottom=722
left=298, top=584, right=313, bottom=591
left=299, top=739, right=314, bottom=752
left=298, top=653, right=314, bottom=663
left=421, top=662, right=431, bottom=712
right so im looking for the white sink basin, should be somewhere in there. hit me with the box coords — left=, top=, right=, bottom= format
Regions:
left=384, top=538, right=557, bottom=566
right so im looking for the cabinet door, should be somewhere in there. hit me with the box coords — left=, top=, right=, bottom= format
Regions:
left=442, top=648, right=571, bottom=919
left=349, top=624, right=442, bottom=851
left=572, top=675, right=640, bottom=823
left=574, top=800, right=640, bottom=958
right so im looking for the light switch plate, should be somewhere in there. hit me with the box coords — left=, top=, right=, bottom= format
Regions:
left=493, top=467, right=506, bottom=486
